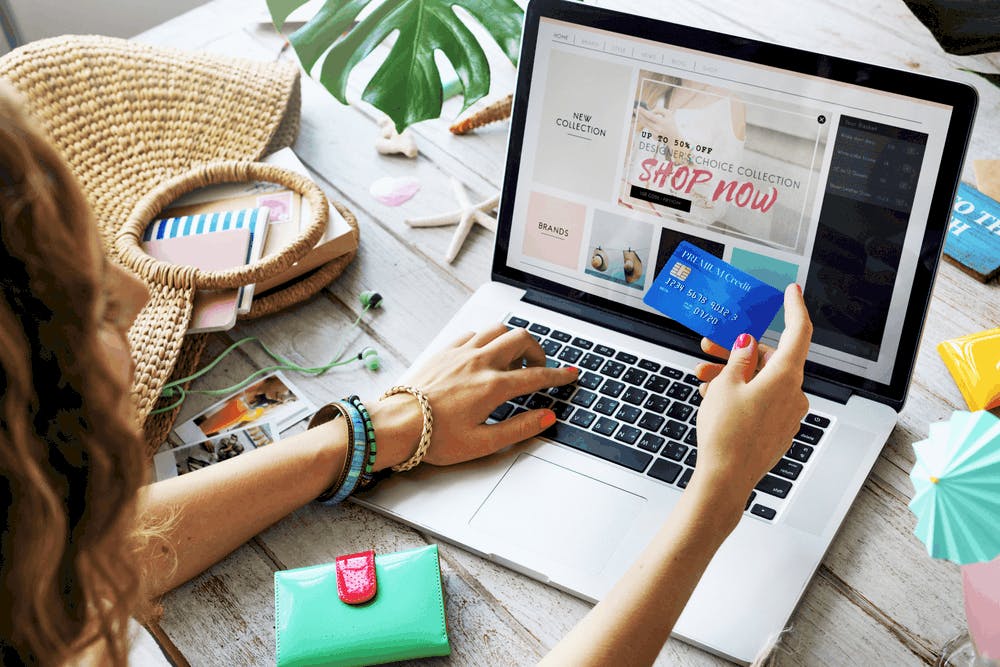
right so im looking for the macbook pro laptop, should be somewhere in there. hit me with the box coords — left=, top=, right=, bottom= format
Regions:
left=356, top=1, right=977, bottom=662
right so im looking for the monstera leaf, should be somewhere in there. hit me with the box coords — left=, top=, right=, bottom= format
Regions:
left=268, top=0, right=524, bottom=132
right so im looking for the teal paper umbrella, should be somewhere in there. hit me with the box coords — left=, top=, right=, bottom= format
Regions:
left=909, top=410, right=1000, bottom=565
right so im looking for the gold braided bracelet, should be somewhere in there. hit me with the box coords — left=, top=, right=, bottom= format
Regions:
left=381, top=385, right=433, bottom=472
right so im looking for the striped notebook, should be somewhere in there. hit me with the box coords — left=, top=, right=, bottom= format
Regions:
left=143, top=207, right=270, bottom=313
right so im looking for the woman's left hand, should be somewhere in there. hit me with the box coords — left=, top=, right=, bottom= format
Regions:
left=370, top=324, right=578, bottom=468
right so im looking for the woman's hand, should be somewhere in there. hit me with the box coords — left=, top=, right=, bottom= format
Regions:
left=688, top=284, right=813, bottom=513
left=370, top=324, right=578, bottom=469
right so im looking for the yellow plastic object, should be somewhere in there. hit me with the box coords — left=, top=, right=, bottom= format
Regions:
left=937, top=328, right=1000, bottom=411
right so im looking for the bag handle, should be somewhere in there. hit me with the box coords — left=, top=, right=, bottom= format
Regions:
left=115, top=161, right=328, bottom=290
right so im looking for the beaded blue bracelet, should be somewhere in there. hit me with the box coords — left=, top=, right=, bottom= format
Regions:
left=310, top=399, right=371, bottom=505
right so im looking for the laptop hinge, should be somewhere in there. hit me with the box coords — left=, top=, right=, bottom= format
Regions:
left=521, top=288, right=708, bottom=363
left=523, top=288, right=855, bottom=406
left=802, top=376, right=853, bottom=405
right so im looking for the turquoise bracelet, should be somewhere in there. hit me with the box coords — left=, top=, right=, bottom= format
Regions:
left=310, top=399, right=371, bottom=505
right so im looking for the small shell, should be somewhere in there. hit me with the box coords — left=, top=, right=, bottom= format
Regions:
left=450, top=94, right=513, bottom=135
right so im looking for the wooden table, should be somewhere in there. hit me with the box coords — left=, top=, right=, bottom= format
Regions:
left=137, top=1, right=1000, bottom=664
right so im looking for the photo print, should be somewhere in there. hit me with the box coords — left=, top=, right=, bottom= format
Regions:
left=170, top=371, right=316, bottom=445
left=154, top=422, right=278, bottom=481
left=584, top=210, right=653, bottom=290
left=619, top=72, right=829, bottom=254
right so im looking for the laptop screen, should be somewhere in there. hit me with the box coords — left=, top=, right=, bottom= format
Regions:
left=494, top=0, right=976, bottom=408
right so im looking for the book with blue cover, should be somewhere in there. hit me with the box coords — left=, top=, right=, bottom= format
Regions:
left=944, top=182, right=1000, bottom=282
left=144, top=206, right=271, bottom=312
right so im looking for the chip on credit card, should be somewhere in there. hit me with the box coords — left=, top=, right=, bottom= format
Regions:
left=643, top=241, right=784, bottom=348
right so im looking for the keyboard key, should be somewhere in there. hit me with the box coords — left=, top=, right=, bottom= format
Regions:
left=548, top=384, right=575, bottom=401
left=615, top=351, right=638, bottom=365
left=511, top=394, right=529, bottom=405
left=667, top=402, right=693, bottom=421
left=540, top=339, right=562, bottom=357
left=489, top=403, right=515, bottom=421
left=772, top=458, right=803, bottom=480
left=637, top=433, right=665, bottom=453
left=599, top=379, right=625, bottom=398
left=527, top=394, right=553, bottom=410
left=787, top=442, right=814, bottom=463
left=661, top=419, right=688, bottom=440
left=661, top=367, right=683, bottom=379
left=638, top=359, right=661, bottom=373
left=550, top=330, right=572, bottom=342
left=795, top=423, right=824, bottom=445
left=616, top=405, right=641, bottom=423
left=558, top=346, right=583, bottom=364
left=661, top=440, right=688, bottom=461
left=593, top=397, right=619, bottom=416
left=600, top=360, right=626, bottom=378
left=512, top=407, right=527, bottom=417
left=570, top=389, right=597, bottom=408
left=552, top=401, right=574, bottom=421
left=751, top=504, right=777, bottom=520
left=746, top=491, right=756, bottom=510
left=804, top=413, right=831, bottom=428
left=594, top=344, right=615, bottom=356
left=755, top=474, right=792, bottom=499
left=569, top=409, right=597, bottom=428
left=622, top=367, right=648, bottom=386
left=579, top=353, right=604, bottom=371
left=578, top=372, right=603, bottom=390
left=542, top=421, right=652, bottom=472
left=615, top=425, right=641, bottom=445
left=528, top=323, right=550, bottom=335
left=684, top=449, right=698, bottom=467
left=592, top=417, right=618, bottom=437
left=666, top=382, right=693, bottom=401
left=644, top=395, right=670, bottom=413
left=572, top=337, right=593, bottom=350
left=683, top=428, right=698, bottom=446
left=677, top=467, right=694, bottom=488
left=689, top=392, right=703, bottom=407
left=622, top=387, right=648, bottom=406
left=644, top=374, right=669, bottom=393
left=683, top=373, right=701, bottom=386
left=688, top=408, right=698, bottom=424
left=638, top=412, right=665, bottom=432
left=648, top=459, right=682, bottom=484
left=507, top=316, right=529, bottom=328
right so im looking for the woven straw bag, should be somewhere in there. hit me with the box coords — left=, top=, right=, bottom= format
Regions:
left=0, top=36, right=359, bottom=452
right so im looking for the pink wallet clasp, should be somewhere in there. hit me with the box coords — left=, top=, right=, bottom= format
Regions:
left=335, top=550, right=377, bottom=605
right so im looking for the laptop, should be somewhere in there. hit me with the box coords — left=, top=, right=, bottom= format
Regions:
left=355, top=1, right=977, bottom=662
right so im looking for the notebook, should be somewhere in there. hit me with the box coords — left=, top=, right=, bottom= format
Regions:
left=354, top=1, right=978, bottom=663
left=143, top=227, right=252, bottom=333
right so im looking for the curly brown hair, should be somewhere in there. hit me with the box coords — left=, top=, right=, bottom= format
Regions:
left=0, top=83, right=147, bottom=665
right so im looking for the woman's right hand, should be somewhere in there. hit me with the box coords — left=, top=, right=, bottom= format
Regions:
left=369, top=324, right=578, bottom=470
left=688, top=284, right=813, bottom=513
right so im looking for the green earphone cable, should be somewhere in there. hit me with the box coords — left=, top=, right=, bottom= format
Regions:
left=150, top=303, right=374, bottom=415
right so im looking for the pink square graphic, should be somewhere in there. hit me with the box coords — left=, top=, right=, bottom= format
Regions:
left=522, top=192, right=586, bottom=270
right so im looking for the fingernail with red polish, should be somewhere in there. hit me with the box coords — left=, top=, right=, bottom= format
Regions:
left=540, top=410, right=557, bottom=429
left=794, top=283, right=802, bottom=294
left=735, top=333, right=752, bottom=349
left=566, top=366, right=579, bottom=374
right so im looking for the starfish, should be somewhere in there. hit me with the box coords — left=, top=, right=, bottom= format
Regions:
left=405, top=178, right=498, bottom=263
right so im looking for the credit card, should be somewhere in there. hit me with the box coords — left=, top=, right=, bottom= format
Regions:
left=643, top=241, right=784, bottom=348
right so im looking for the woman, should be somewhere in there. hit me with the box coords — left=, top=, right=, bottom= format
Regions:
left=0, top=84, right=811, bottom=665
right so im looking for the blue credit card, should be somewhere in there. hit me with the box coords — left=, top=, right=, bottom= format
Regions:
left=643, top=241, right=784, bottom=348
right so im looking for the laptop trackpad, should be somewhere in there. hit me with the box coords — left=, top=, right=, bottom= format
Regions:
left=469, top=453, right=646, bottom=574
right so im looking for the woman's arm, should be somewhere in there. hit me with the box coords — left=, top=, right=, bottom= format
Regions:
left=136, top=326, right=578, bottom=598
left=541, top=285, right=812, bottom=665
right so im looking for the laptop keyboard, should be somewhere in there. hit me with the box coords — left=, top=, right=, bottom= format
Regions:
left=491, top=315, right=833, bottom=522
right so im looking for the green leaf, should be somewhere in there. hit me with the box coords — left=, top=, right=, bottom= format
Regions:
left=266, top=0, right=314, bottom=31
left=276, top=0, right=524, bottom=132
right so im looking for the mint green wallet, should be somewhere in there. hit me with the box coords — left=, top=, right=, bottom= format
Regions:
left=274, top=543, right=451, bottom=667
